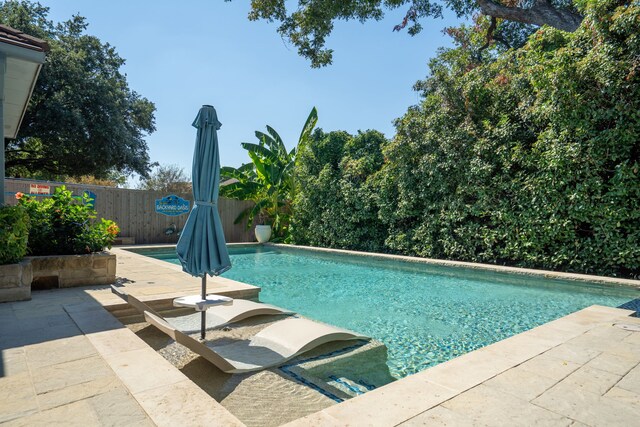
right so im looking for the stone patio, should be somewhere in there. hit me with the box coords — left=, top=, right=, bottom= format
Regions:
left=0, top=246, right=639, bottom=426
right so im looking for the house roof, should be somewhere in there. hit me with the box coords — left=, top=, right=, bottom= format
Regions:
left=0, top=24, right=49, bottom=139
left=0, top=24, right=49, bottom=53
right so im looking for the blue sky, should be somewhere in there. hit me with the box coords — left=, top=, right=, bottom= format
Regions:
left=41, top=1, right=459, bottom=179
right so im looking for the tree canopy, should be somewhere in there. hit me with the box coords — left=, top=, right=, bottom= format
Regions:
left=137, top=164, right=191, bottom=194
left=1, top=1, right=156, bottom=179
left=242, top=0, right=583, bottom=67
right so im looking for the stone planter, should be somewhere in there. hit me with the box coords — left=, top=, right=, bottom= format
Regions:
left=28, top=252, right=117, bottom=289
left=0, top=260, right=33, bottom=302
left=255, top=225, right=272, bottom=243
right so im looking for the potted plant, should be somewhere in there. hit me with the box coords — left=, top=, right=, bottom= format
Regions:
left=220, top=108, right=317, bottom=243
left=254, top=215, right=272, bottom=243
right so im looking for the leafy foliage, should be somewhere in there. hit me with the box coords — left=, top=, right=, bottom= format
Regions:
left=220, top=108, right=318, bottom=240
left=240, top=0, right=581, bottom=67
left=292, top=129, right=388, bottom=251
left=137, top=164, right=191, bottom=194
left=284, top=0, right=639, bottom=278
left=17, top=187, right=119, bottom=255
left=376, top=0, right=640, bottom=277
left=1, top=1, right=156, bottom=179
left=0, top=206, right=30, bottom=265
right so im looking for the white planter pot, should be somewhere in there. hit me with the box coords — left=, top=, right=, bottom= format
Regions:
left=255, top=225, right=272, bottom=243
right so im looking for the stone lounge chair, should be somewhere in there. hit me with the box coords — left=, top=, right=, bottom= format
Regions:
left=110, top=285, right=293, bottom=331
left=144, top=310, right=369, bottom=373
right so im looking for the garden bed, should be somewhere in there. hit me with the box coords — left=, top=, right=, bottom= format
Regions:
left=29, top=252, right=116, bottom=289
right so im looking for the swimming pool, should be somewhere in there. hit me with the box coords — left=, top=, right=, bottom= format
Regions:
left=134, top=245, right=640, bottom=379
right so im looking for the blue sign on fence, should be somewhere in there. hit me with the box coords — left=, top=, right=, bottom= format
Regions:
left=155, top=195, right=190, bottom=216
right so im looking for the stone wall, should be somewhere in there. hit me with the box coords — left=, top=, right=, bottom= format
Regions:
left=29, top=252, right=116, bottom=289
left=0, top=260, right=32, bottom=302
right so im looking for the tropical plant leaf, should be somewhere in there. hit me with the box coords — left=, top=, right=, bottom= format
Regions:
left=266, top=125, right=287, bottom=157
left=298, top=107, right=318, bottom=147
left=242, top=142, right=279, bottom=164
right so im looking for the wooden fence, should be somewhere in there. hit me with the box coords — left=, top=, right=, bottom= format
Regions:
left=4, top=178, right=255, bottom=244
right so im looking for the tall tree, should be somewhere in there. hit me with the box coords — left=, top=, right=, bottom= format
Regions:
left=137, top=164, right=191, bottom=194
left=240, top=0, right=583, bottom=67
left=0, top=1, right=156, bottom=178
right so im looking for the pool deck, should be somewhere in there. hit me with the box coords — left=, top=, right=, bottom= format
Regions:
left=1, top=246, right=639, bottom=426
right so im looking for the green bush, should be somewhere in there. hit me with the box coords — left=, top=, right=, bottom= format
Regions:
left=292, top=129, right=388, bottom=252
left=17, top=186, right=119, bottom=255
left=0, top=205, right=30, bottom=264
left=376, top=0, right=640, bottom=278
left=290, top=0, right=639, bottom=278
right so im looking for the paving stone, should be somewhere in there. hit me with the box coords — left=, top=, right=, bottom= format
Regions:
left=88, top=386, right=154, bottom=427
left=13, top=305, right=68, bottom=319
left=25, top=335, right=96, bottom=369
left=0, top=310, right=18, bottom=326
left=582, top=324, right=632, bottom=340
left=31, top=355, right=113, bottom=394
left=532, top=378, right=640, bottom=427
left=478, top=333, right=556, bottom=365
left=484, top=365, right=560, bottom=401
left=64, top=306, right=124, bottom=335
left=4, top=399, right=101, bottom=427
left=517, top=353, right=582, bottom=381
left=400, top=405, right=480, bottom=426
left=542, top=343, right=601, bottom=365
left=282, top=411, right=342, bottom=427
left=622, top=330, right=640, bottom=346
left=319, top=376, right=458, bottom=426
left=584, top=352, right=638, bottom=376
left=615, top=363, right=640, bottom=395
left=134, top=379, right=243, bottom=427
left=0, top=347, right=28, bottom=377
left=0, top=372, right=38, bottom=423
left=36, top=375, right=121, bottom=411
left=604, top=386, right=640, bottom=407
left=566, top=333, right=640, bottom=358
left=101, top=348, right=186, bottom=394
left=419, top=350, right=517, bottom=392
left=561, top=365, right=622, bottom=395
left=84, top=327, right=148, bottom=356
left=442, top=384, right=573, bottom=426
left=14, top=323, right=80, bottom=347
left=525, top=321, right=587, bottom=344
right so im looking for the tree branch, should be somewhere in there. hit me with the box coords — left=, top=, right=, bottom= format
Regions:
left=477, top=0, right=582, bottom=32
left=479, top=17, right=498, bottom=53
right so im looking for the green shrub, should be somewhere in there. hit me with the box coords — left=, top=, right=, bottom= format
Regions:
left=376, top=0, right=640, bottom=278
left=290, top=0, right=640, bottom=278
left=17, top=186, right=119, bottom=255
left=0, top=205, right=30, bottom=264
left=292, top=129, right=388, bottom=252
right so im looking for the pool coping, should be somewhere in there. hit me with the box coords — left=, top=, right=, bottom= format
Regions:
left=267, top=243, right=640, bottom=289
left=121, top=242, right=640, bottom=289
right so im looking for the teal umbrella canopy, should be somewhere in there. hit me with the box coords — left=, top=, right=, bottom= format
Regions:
left=176, top=105, right=231, bottom=278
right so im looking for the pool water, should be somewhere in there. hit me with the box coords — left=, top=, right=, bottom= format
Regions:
left=141, top=246, right=639, bottom=379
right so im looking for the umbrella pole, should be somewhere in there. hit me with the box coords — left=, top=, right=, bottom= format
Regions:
left=201, top=275, right=206, bottom=340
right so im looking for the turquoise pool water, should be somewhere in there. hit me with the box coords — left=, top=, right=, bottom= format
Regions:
left=137, top=246, right=639, bottom=378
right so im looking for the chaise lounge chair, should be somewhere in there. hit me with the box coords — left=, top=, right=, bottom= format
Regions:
left=144, top=310, right=369, bottom=373
left=110, top=285, right=293, bottom=331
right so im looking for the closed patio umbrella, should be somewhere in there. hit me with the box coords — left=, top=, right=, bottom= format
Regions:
left=176, top=105, right=231, bottom=339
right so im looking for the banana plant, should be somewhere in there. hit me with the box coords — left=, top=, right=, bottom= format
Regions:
left=220, top=107, right=318, bottom=240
